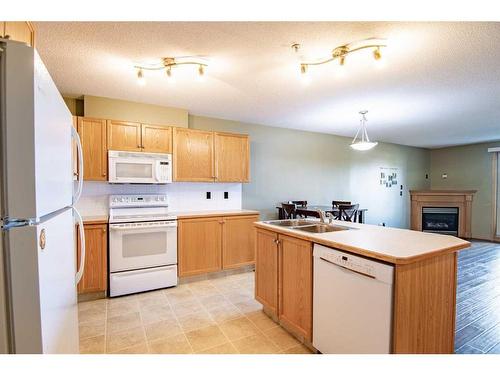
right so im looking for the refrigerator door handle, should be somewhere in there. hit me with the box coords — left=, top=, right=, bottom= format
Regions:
left=73, top=207, right=85, bottom=284
left=71, top=126, right=84, bottom=205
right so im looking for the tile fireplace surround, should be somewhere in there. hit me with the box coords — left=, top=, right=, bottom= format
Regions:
left=410, top=190, right=477, bottom=238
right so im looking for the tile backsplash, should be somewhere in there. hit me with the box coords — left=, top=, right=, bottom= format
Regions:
left=76, top=181, right=242, bottom=216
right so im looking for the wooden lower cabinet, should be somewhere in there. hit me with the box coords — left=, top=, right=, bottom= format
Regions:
left=278, top=235, right=313, bottom=341
left=178, top=214, right=259, bottom=277
left=76, top=223, right=108, bottom=294
left=222, top=215, right=258, bottom=269
left=255, top=229, right=279, bottom=315
left=255, top=230, right=313, bottom=339
left=178, top=217, right=223, bottom=277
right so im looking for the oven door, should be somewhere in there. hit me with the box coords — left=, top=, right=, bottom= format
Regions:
left=109, top=220, right=177, bottom=272
left=109, top=156, right=157, bottom=184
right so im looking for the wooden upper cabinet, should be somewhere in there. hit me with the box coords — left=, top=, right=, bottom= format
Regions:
left=107, top=120, right=142, bottom=152
left=255, top=229, right=279, bottom=315
left=141, top=124, right=172, bottom=153
left=77, top=117, right=107, bottom=181
left=214, top=132, right=250, bottom=182
left=278, top=234, right=313, bottom=341
left=2, top=22, right=35, bottom=46
left=76, top=223, right=108, bottom=294
left=178, top=217, right=222, bottom=277
left=173, top=128, right=215, bottom=182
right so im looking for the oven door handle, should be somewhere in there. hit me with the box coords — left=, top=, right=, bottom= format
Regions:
left=109, top=223, right=177, bottom=231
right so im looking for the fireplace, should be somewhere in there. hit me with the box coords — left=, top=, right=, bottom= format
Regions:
left=422, top=207, right=459, bottom=236
left=410, top=190, right=476, bottom=239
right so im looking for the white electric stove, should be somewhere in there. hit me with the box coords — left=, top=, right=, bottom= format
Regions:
left=108, top=194, right=178, bottom=297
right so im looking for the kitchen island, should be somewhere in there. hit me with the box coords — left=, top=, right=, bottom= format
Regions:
left=253, top=219, right=470, bottom=354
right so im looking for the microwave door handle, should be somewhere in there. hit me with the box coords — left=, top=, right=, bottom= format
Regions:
left=155, top=161, right=161, bottom=182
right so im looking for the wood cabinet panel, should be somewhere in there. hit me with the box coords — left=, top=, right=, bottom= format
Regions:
left=255, top=229, right=279, bottom=314
left=392, top=252, right=457, bottom=353
left=107, top=120, right=142, bottom=152
left=76, top=224, right=107, bottom=294
left=278, top=234, right=313, bottom=341
left=77, top=117, right=107, bottom=181
left=214, top=132, right=250, bottom=182
left=141, top=124, right=172, bottom=153
left=222, top=215, right=258, bottom=269
left=178, top=217, right=222, bottom=277
left=3, top=22, right=35, bottom=46
left=173, top=128, right=215, bottom=182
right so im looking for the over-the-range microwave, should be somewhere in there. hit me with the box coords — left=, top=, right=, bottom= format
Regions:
left=108, top=150, right=172, bottom=184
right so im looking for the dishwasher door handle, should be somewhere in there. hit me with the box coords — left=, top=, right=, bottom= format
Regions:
left=319, top=256, right=376, bottom=279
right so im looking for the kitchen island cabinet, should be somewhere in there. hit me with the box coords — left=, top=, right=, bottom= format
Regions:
left=254, top=220, right=470, bottom=353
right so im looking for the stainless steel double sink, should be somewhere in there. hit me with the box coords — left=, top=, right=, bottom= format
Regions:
left=263, top=219, right=351, bottom=233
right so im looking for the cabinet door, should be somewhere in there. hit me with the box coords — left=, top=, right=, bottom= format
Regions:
left=4, top=22, right=35, bottom=46
left=222, top=215, right=258, bottom=269
left=141, top=124, right=172, bottom=153
left=76, top=224, right=108, bottom=294
left=255, top=229, right=279, bottom=315
left=178, top=217, right=222, bottom=277
left=214, top=132, right=250, bottom=182
left=173, top=128, right=215, bottom=182
left=107, top=120, right=142, bottom=152
left=278, top=234, right=313, bottom=340
left=77, top=117, right=107, bottom=181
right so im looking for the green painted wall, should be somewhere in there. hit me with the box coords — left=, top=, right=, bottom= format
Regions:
left=430, top=141, right=500, bottom=240
left=190, top=115, right=431, bottom=227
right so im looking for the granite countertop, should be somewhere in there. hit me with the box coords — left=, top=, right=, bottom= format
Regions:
left=255, top=220, right=470, bottom=264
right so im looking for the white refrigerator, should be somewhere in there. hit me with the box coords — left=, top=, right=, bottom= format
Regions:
left=0, top=39, right=85, bottom=353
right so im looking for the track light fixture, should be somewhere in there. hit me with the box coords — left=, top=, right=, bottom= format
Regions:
left=298, top=38, right=387, bottom=76
left=134, top=57, right=208, bottom=84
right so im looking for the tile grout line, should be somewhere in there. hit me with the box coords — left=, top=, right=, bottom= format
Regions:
left=165, top=287, right=196, bottom=354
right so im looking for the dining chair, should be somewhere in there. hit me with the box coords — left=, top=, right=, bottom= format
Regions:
left=291, top=200, right=308, bottom=207
left=281, top=203, right=297, bottom=219
left=332, top=200, right=351, bottom=207
left=331, top=200, right=351, bottom=219
left=338, top=204, right=359, bottom=222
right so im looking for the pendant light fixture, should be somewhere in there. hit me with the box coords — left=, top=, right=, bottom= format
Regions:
left=350, top=110, right=378, bottom=151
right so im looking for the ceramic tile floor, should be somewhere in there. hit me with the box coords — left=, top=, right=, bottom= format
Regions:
left=78, top=271, right=313, bottom=354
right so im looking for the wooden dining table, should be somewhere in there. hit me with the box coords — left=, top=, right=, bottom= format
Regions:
left=276, top=204, right=368, bottom=223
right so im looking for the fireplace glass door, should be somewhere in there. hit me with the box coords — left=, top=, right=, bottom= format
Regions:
left=422, top=207, right=459, bottom=236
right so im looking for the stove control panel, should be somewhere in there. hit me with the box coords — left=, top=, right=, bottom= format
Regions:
left=109, top=194, right=168, bottom=207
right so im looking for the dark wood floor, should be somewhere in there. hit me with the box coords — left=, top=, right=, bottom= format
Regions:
left=455, top=240, right=500, bottom=354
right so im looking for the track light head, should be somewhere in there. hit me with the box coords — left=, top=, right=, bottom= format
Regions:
left=373, top=47, right=382, bottom=61
left=198, top=64, right=204, bottom=76
left=300, top=64, right=307, bottom=74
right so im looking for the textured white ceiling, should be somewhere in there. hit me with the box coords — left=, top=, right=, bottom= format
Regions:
left=34, top=22, right=500, bottom=148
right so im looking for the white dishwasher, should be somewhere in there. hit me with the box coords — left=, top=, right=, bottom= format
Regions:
left=313, top=244, right=394, bottom=354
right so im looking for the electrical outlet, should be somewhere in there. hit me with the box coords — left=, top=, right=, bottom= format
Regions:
left=379, top=222, right=386, bottom=227
left=206, top=192, right=211, bottom=199
left=442, top=173, right=448, bottom=179
left=224, top=192, right=229, bottom=199
left=425, top=174, right=429, bottom=179
left=400, top=191, right=403, bottom=196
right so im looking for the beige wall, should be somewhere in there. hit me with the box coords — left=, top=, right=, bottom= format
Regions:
left=83, top=95, right=188, bottom=127
left=190, top=115, right=431, bottom=227
left=430, top=141, right=500, bottom=240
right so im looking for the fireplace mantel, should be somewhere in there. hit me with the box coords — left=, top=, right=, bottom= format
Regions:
left=410, top=190, right=477, bottom=238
